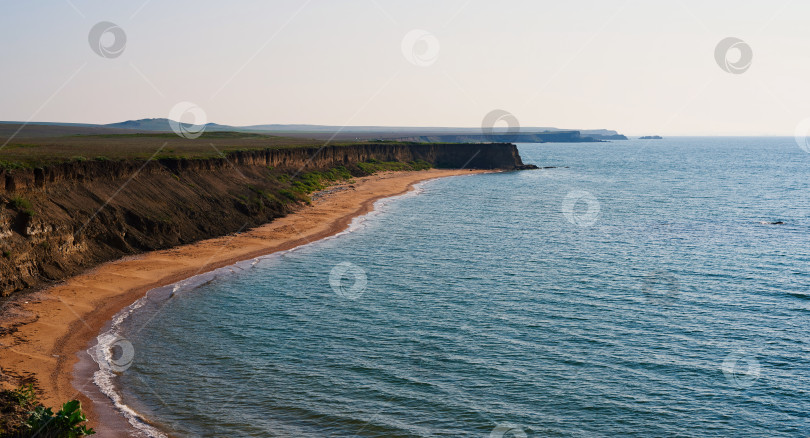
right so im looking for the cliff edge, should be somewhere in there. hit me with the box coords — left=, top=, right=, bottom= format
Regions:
left=0, top=142, right=532, bottom=298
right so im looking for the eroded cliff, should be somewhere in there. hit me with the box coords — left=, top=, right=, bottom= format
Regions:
left=0, top=142, right=530, bottom=297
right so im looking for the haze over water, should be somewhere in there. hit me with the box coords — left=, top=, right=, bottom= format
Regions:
left=113, top=138, right=810, bottom=437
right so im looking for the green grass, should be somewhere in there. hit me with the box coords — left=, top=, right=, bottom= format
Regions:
left=356, top=159, right=432, bottom=174
left=264, top=160, right=432, bottom=208
left=0, top=128, right=447, bottom=169
left=0, top=132, right=331, bottom=168
left=9, top=196, right=34, bottom=217
left=0, top=160, right=33, bottom=171
left=290, top=167, right=353, bottom=195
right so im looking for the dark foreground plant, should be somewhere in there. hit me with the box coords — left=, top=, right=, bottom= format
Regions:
left=24, top=400, right=95, bottom=437
left=0, top=385, right=37, bottom=436
left=0, top=386, right=94, bottom=438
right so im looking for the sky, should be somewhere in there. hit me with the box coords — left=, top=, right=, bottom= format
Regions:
left=1, top=0, right=809, bottom=136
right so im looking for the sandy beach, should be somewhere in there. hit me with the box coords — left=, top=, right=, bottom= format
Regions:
left=0, top=168, right=485, bottom=435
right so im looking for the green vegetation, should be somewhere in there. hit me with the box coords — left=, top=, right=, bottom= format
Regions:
left=23, top=400, right=95, bottom=437
left=242, top=185, right=289, bottom=210
left=0, top=127, right=443, bottom=169
left=0, top=161, right=32, bottom=171
left=278, top=188, right=304, bottom=203
left=0, top=132, right=320, bottom=167
left=2, top=385, right=36, bottom=409
left=356, top=159, right=432, bottom=174
left=1, top=385, right=94, bottom=437
left=255, top=160, right=432, bottom=209
left=290, top=167, right=353, bottom=195
left=9, top=196, right=34, bottom=217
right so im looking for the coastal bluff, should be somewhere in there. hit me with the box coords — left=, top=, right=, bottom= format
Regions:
left=0, top=142, right=532, bottom=297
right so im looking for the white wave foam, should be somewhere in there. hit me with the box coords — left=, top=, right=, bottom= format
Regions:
left=89, top=294, right=168, bottom=438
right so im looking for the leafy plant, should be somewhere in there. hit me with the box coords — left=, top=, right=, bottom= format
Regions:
left=24, top=400, right=95, bottom=437
left=2, top=386, right=95, bottom=437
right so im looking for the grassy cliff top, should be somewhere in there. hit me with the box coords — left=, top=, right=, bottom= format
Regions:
left=0, top=130, right=391, bottom=169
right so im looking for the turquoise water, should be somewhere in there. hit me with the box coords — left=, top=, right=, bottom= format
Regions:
left=110, top=138, right=810, bottom=437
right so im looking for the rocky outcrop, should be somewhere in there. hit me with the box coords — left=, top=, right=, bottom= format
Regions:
left=0, top=143, right=531, bottom=298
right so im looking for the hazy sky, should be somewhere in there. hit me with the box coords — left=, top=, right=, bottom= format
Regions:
left=2, top=0, right=809, bottom=135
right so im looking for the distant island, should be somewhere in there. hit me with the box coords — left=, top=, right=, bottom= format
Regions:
left=639, top=135, right=663, bottom=140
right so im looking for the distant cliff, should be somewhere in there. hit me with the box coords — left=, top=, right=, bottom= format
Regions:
left=391, top=131, right=627, bottom=143
left=0, top=143, right=531, bottom=297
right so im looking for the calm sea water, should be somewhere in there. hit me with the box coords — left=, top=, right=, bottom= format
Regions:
left=107, top=138, right=810, bottom=437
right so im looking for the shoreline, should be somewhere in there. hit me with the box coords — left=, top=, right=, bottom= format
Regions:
left=0, top=168, right=488, bottom=436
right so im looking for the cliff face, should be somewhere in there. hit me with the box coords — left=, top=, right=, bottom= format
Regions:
left=1, top=142, right=524, bottom=192
left=0, top=143, right=528, bottom=297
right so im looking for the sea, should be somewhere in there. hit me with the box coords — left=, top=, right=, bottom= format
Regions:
left=91, top=137, right=810, bottom=437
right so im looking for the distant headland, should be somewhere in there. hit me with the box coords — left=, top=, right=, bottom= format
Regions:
left=0, top=119, right=628, bottom=143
